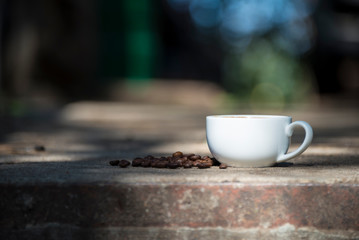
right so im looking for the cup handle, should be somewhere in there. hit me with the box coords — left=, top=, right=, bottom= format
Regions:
left=277, top=121, right=313, bottom=163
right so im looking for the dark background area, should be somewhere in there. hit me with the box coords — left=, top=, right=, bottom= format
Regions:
left=0, top=0, right=358, bottom=106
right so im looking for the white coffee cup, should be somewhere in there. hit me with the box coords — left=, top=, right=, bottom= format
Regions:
left=206, top=115, right=313, bottom=167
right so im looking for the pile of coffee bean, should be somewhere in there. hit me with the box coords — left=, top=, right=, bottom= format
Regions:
left=109, top=151, right=227, bottom=169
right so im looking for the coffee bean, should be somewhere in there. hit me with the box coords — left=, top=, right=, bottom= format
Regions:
left=193, top=160, right=201, bottom=167
left=171, top=157, right=181, bottom=162
left=34, top=145, right=46, bottom=152
left=189, top=155, right=201, bottom=161
left=184, top=153, right=195, bottom=158
left=219, top=163, right=227, bottom=169
left=176, top=157, right=186, bottom=165
left=119, top=160, right=130, bottom=168
left=151, top=159, right=161, bottom=167
left=203, top=158, right=214, bottom=166
left=167, top=162, right=180, bottom=169
left=109, top=152, right=217, bottom=170
left=141, top=159, right=151, bottom=167
left=155, top=161, right=168, bottom=168
left=132, top=158, right=144, bottom=167
left=183, top=161, right=193, bottom=168
left=144, top=155, right=154, bottom=160
left=172, top=151, right=183, bottom=158
left=109, top=160, right=120, bottom=166
left=151, top=157, right=160, bottom=162
left=197, top=162, right=211, bottom=169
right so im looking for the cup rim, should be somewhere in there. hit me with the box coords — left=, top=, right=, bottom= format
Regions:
left=206, top=115, right=291, bottom=119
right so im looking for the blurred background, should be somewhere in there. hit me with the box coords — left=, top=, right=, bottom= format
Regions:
left=0, top=0, right=358, bottom=117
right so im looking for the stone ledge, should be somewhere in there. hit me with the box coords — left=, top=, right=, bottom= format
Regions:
left=1, top=225, right=358, bottom=240
left=1, top=158, right=359, bottom=185
left=1, top=183, right=358, bottom=237
left=1, top=102, right=358, bottom=239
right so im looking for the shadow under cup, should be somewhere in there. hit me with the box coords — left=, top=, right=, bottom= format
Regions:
left=206, top=115, right=313, bottom=167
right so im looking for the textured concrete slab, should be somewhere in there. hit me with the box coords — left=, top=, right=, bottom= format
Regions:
left=0, top=101, right=358, bottom=239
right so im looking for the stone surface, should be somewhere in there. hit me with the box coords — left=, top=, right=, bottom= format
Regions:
left=0, top=101, right=358, bottom=239
left=1, top=183, right=358, bottom=229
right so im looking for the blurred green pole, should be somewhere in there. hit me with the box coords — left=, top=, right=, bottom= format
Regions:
left=98, top=0, right=157, bottom=87
left=122, top=0, right=157, bottom=87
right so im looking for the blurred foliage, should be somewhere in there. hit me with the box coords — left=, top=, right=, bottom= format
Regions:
left=223, top=39, right=313, bottom=109
left=168, top=0, right=316, bottom=109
